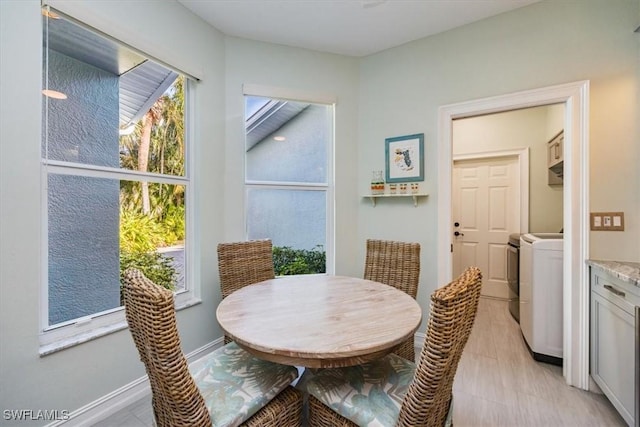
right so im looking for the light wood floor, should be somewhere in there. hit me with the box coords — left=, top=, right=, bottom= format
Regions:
left=93, top=298, right=626, bottom=427
left=452, top=298, right=625, bottom=426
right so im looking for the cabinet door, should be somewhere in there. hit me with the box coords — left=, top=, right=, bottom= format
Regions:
left=547, top=132, right=564, bottom=184
left=591, top=291, right=636, bottom=426
left=547, top=140, right=559, bottom=167
left=555, top=134, right=563, bottom=163
left=547, top=135, right=563, bottom=167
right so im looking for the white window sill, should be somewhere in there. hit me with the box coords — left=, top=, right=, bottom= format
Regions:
left=39, top=297, right=202, bottom=357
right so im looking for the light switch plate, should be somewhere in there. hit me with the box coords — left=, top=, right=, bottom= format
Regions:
left=591, top=211, right=624, bottom=231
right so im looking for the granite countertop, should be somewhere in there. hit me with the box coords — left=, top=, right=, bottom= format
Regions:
left=587, top=260, right=640, bottom=288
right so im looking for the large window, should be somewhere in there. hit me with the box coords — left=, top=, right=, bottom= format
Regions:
left=41, top=7, right=192, bottom=349
left=244, top=94, right=333, bottom=275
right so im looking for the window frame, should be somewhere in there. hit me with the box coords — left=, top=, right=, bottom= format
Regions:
left=242, top=85, right=336, bottom=275
left=39, top=8, right=200, bottom=356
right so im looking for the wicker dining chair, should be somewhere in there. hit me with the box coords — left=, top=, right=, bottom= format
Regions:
left=364, top=239, right=421, bottom=361
left=217, top=239, right=275, bottom=344
left=303, top=266, right=483, bottom=427
left=122, top=268, right=302, bottom=427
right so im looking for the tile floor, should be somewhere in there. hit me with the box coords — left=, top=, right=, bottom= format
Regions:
left=93, top=298, right=626, bottom=426
left=451, top=298, right=625, bottom=426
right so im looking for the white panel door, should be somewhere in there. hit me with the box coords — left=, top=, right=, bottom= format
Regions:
left=453, top=156, right=520, bottom=298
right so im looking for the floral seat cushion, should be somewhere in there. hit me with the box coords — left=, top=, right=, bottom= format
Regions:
left=305, top=353, right=416, bottom=427
left=306, top=352, right=455, bottom=427
left=190, top=342, right=298, bottom=427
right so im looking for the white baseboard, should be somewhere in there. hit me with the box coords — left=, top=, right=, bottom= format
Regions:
left=46, top=338, right=223, bottom=427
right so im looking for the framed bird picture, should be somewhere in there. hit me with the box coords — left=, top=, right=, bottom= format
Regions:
left=385, top=133, right=424, bottom=183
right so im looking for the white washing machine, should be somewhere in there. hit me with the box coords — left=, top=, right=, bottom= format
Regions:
left=519, top=233, right=564, bottom=365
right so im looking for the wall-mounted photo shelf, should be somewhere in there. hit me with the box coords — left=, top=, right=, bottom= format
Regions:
left=363, top=193, right=428, bottom=207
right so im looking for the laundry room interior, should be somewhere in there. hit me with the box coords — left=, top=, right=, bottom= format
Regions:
left=452, top=103, right=565, bottom=365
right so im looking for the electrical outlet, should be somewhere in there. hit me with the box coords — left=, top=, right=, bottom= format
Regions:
left=590, top=212, right=624, bottom=231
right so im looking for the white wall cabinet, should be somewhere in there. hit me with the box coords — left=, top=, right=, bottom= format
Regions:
left=590, top=268, right=639, bottom=427
left=547, top=130, right=563, bottom=168
left=547, top=130, right=563, bottom=185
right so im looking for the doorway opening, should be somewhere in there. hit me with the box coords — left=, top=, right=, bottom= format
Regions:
left=437, top=81, right=590, bottom=390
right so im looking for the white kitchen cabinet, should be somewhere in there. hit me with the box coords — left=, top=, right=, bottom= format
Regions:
left=547, top=130, right=564, bottom=168
left=590, top=266, right=639, bottom=427
left=547, top=130, right=564, bottom=185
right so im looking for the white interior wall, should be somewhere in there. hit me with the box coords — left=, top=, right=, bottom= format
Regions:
left=452, top=105, right=564, bottom=233
left=1, top=0, right=638, bottom=421
left=544, top=103, right=565, bottom=141
left=358, top=0, right=640, bottom=329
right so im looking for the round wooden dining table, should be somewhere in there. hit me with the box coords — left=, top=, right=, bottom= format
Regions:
left=216, top=275, right=422, bottom=368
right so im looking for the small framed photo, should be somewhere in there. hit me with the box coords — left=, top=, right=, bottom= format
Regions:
left=385, top=133, right=424, bottom=183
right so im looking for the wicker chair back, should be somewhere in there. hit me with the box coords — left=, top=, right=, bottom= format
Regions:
left=123, top=268, right=303, bottom=427
left=122, top=268, right=212, bottom=427
left=397, top=266, right=483, bottom=426
left=217, top=239, right=275, bottom=298
left=217, top=239, right=275, bottom=344
left=364, top=239, right=421, bottom=360
left=307, top=266, right=482, bottom=427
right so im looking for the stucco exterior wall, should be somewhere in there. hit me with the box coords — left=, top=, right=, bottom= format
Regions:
left=46, top=51, right=120, bottom=325
left=246, top=105, right=329, bottom=250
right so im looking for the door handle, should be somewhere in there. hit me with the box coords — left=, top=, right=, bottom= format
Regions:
left=454, top=231, right=464, bottom=237
left=604, top=284, right=625, bottom=298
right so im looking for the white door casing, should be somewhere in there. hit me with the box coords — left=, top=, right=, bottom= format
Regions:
left=452, top=155, right=521, bottom=299
left=438, top=81, right=590, bottom=390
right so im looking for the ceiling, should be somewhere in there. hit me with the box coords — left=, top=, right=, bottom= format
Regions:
left=177, top=0, right=542, bottom=57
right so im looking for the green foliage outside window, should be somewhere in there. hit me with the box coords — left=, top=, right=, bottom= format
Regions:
left=273, top=245, right=326, bottom=276
left=119, top=210, right=166, bottom=254
left=118, top=210, right=180, bottom=301
left=118, top=77, right=185, bottom=297
left=119, top=251, right=176, bottom=303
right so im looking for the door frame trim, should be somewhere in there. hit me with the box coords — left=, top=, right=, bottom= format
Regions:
left=438, top=81, right=590, bottom=389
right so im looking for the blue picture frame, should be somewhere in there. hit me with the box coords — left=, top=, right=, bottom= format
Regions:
left=385, top=133, right=424, bottom=183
